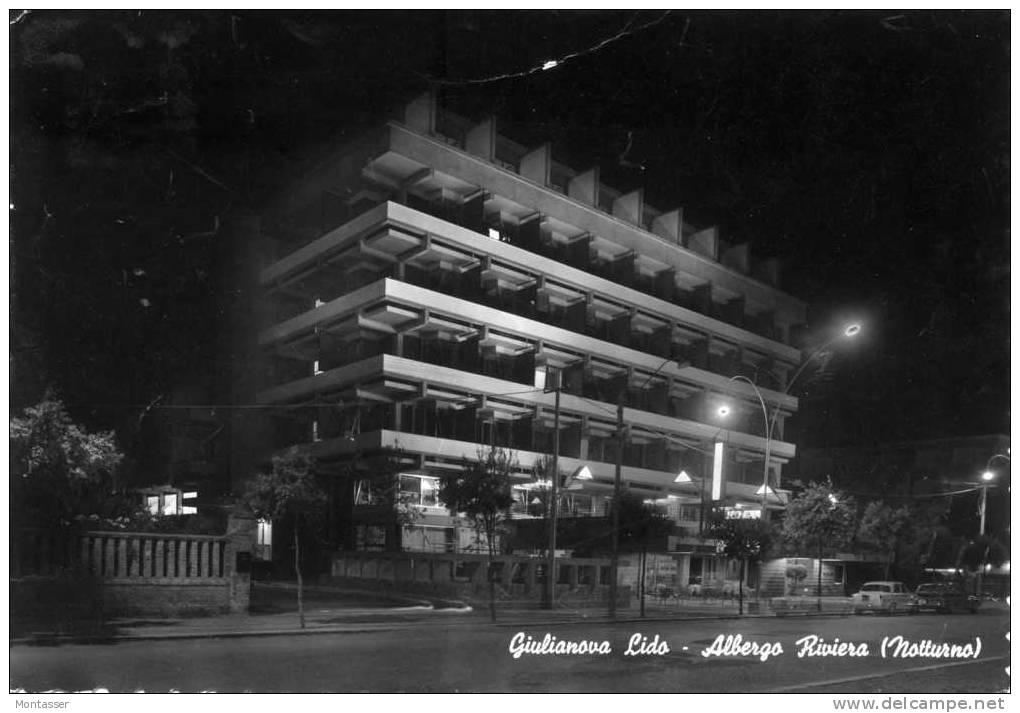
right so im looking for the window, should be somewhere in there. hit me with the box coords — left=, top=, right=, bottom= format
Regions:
left=255, top=518, right=273, bottom=560
left=862, top=583, right=893, bottom=593
left=355, top=525, right=387, bottom=550
left=144, top=490, right=190, bottom=516
left=534, top=367, right=546, bottom=390
left=354, top=479, right=376, bottom=505
left=256, top=519, right=272, bottom=546
left=162, top=493, right=179, bottom=516
left=400, top=475, right=442, bottom=508
left=678, top=505, right=700, bottom=523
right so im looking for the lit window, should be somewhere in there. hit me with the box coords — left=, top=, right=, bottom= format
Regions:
left=534, top=368, right=546, bottom=390
left=162, top=492, right=179, bottom=516
left=256, top=518, right=272, bottom=560
left=488, top=228, right=500, bottom=240
left=400, top=475, right=442, bottom=508
left=256, top=518, right=272, bottom=546
left=147, top=496, right=160, bottom=515
left=421, top=477, right=440, bottom=507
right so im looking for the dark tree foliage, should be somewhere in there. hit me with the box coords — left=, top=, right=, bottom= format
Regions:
left=707, top=512, right=775, bottom=614
left=242, top=450, right=326, bottom=628
left=781, top=481, right=856, bottom=609
left=613, top=494, right=674, bottom=617
left=340, top=447, right=421, bottom=553
left=439, top=447, right=517, bottom=621
left=856, top=501, right=929, bottom=581
left=960, top=535, right=1007, bottom=572
left=10, top=395, right=131, bottom=530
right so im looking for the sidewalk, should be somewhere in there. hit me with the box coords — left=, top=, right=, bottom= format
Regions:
left=11, top=589, right=863, bottom=645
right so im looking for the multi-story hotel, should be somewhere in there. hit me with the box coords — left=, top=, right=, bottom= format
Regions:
left=249, top=93, right=808, bottom=588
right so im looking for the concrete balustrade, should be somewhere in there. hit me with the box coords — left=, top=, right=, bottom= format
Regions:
left=329, top=551, right=628, bottom=608
left=12, top=508, right=256, bottom=617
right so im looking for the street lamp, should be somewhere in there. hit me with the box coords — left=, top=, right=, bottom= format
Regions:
left=544, top=458, right=594, bottom=609
left=608, top=356, right=689, bottom=616
left=978, top=470, right=996, bottom=537
left=724, top=322, right=862, bottom=520
left=979, top=453, right=1009, bottom=536
left=974, top=455, right=1007, bottom=600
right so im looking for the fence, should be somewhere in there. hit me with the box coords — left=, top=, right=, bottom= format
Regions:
left=330, top=550, right=630, bottom=608
left=12, top=513, right=255, bottom=618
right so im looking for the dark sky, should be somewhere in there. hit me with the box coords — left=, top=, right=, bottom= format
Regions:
left=9, top=10, right=1010, bottom=449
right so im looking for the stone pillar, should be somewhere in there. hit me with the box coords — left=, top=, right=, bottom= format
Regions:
left=225, top=506, right=257, bottom=613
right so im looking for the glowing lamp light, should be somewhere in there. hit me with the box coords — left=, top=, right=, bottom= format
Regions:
left=573, top=465, right=593, bottom=481
left=982, top=470, right=996, bottom=482
left=717, top=406, right=731, bottom=418
left=843, top=323, right=862, bottom=337
left=674, top=470, right=692, bottom=484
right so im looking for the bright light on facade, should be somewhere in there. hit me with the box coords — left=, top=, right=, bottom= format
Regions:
left=573, top=465, right=593, bottom=480
left=711, top=441, right=724, bottom=501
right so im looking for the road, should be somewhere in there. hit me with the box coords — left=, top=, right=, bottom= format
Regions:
left=10, top=609, right=1010, bottom=693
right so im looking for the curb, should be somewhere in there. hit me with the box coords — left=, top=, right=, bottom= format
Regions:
left=10, top=608, right=858, bottom=645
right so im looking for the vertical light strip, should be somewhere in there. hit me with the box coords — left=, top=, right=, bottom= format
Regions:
left=712, top=441, right=724, bottom=501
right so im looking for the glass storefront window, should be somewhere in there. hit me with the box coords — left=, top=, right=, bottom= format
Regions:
left=421, top=477, right=439, bottom=507
left=400, top=475, right=442, bottom=508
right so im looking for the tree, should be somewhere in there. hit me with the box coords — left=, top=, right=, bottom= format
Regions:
left=960, top=534, right=1007, bottom=580
left=857, top=501, right=918, bottom=580
left=242, top=450, right=326, bottom=628
left=707, top=513, right=775, bottom=614
left=439, top=447, right=517, bottom=621
left=785, top=563, right=809, bottom=595
left=614, top=494, right=675, bottom=617
left=338, top=447, right=422, bottom=553
left=10, top=395, right=128, bottom=530
left=781, top=481, right=856, bottom=611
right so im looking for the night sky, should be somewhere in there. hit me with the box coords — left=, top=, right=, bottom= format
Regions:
left=9, top=10, right=1010, bottom=451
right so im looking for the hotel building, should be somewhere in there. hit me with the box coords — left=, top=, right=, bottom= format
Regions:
left=249, top=94, right=808, bottom=588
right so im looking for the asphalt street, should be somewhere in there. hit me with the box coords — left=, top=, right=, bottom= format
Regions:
left=10, top=609, right=1009, bottom=693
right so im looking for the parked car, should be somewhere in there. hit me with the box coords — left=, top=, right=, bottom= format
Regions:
left=911, top=582, right=979, bottom=614
left=852, top=581, right=916, bottom=615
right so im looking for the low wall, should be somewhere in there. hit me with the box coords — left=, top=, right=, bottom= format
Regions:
left=770, top=596, right=854, bottom=616
left=12, top=512, right=255, bottom=619
left=330, top=551, right=630, bottom=608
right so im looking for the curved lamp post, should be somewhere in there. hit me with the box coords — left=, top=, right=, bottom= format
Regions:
left=724, top=322, right=862, bottom=519
left=978, top=454, right=1008, bottom=536
left=974, top=454, right=1007, bottom=599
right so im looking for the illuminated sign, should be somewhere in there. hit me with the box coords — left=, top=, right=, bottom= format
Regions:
left=711, top=441, right=724, bottom=500
left=722, top=507, right=761, bottom=520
